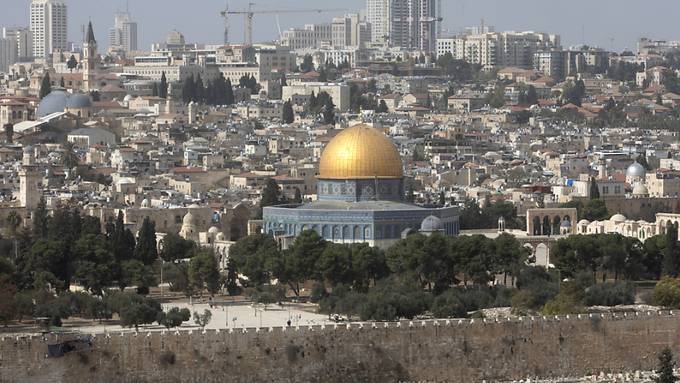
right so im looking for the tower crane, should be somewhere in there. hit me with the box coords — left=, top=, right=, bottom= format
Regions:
left=220, top=3, right=347, bottom=45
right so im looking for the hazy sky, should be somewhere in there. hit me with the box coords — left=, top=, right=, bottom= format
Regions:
left=3, top=0, right=680, bottom=52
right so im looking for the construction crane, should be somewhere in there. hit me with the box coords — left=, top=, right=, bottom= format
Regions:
left=220, top=3, right=347, bottom=46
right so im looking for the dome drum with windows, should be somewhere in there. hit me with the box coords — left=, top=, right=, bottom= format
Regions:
left=262, top=124, right=460, bottom=250
left=317, top=124, right=405, bottom=202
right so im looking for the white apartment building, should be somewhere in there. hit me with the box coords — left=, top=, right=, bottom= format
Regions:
left=108, top=11, right=138, bottom=54
left=436, top=30, right=560, bottom=69
left=366, top=0, right=439, bottom=52
left=30, top=0, right=67, bottom=58
left=2, top=27, right=33, bottom=61
left=282, top=15, right=371, bottom=51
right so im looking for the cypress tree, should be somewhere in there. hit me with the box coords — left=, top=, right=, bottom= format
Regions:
left=195, top=74, right=204, bottom=103
left=134, top=217, right=158, bottom=266
left=664, top=223, right=680, bottom=277
left=152, top=83, right=159, bottom=97
left=589, top=177, right=600, bottom=199
left=282, top=101, right=294, bottom=124
left=39, top=73, right=52, bottom=99
left=182, top=75, right=195, bottom=104
left=32, top=197, right=49, bottom=239
left=59, top=77, right=65, bottom=88
left=654, top=347, right=678, bottom=383
left=225, top=78, right=234, bottom=105
left=159, top=71, right=168, bottom=98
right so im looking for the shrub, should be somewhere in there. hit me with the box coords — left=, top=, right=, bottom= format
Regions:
left=652, top=277, right=680, bottom=308
left=584, top=282, right=635, bottom=306
left=431, top=290, right=466, bottom=318
left=541, top=292, right=584, bottom=315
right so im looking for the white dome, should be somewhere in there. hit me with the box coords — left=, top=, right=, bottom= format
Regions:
left=420, top=215, right=443, bottom=232
left=182, top=211, right=195, bottom=225
left=578, top=219, right=590, bottom=226
left=208, top=226, right=220, bottom=234
left=611, top=214, right=627, bottom=223
left=632, top=183, right=649, bottom=196
left=626, top=162, right=646, bottom=178
left=140, top=198, right=151, bottom=208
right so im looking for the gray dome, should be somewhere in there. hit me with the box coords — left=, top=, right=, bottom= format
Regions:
left=560, top=219, right=572, bottom=228
left=36, top=91, right=92, bottom=118
left=420, top=215, right=443, bottom=232
left=65, top=93, right=92, bottom=108
left=36, top=90, right=69, bottom=117
left=626, top=162, right=646, bottom=178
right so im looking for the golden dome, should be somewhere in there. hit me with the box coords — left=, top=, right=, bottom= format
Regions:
left=319, top=124, right=403, bottom=179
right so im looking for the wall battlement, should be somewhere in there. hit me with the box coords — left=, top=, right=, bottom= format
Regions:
left=2, top=311, right=680, bottom=383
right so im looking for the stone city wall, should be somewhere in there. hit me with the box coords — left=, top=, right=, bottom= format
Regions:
left=2, top=311, right=680, bottom=383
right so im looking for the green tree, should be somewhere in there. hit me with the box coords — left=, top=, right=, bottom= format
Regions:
left=282, top=100, right=294, bottom=124
left=73, top=234, right=116, bottom=295
left=322, top=96, right=336, bottom=125
left=225, top=78, right=234, bottom=105
left=300, top=54, right=314, bottom=73
left=156, top=307, right=190, bottom=329
left=188, top=251, right=220, bottom=296
left=664, top=223, right=680, bottom=277
left=62, top=142, right=79, bottom=169
left=318, top=67, right=328, bottom=82
left=582, top=199, right=608, bottom=221
left=39, top=73, right=52, bottom=99
left=6, top=210, right=21, bottom=238
left=654, top=347, right=678, bottom=383
left=159, top=71, right=168, bottom=98
left=279, top=230, right=326, bottom=296
left=118, top=295, right=162, bottom=331
left=66, top=55, right=78, bottom=72
left=229, top=234, right=280, bottom=286
left=316, top=243, right=354, bottom=286
left=120, top=259, right=155, bottom=294
left=134, top=217, right=157, bottom=265
left=259, top=178, right=282, bottom=218
left=526, top=85, right=538, bottom=105
left=182, top=74, right=195, bottom=104
left=193, top=309, right=212, bottom=329
left=159, top=233, right=195, bottom=262
left=589, top=177, right=600, bottom=199
left=486, top=82, right=506, bottom=108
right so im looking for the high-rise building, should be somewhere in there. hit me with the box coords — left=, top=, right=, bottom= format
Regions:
left=0, top=38, right=17, bottom=73
left=108, top=11, right=138, bottom=54
left=366, top=0, right=439, bottom=51
left=29, top=0, right=67, bottom=58
left=2, top=27, right=33, bottom=61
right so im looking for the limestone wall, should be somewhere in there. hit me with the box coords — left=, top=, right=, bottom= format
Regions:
left=3, top=312, right=680, bottom=383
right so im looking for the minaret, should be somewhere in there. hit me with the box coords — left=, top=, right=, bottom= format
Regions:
left=19, top=146, right=41, bottom=210
left=83, top=21, right=97, bottom=92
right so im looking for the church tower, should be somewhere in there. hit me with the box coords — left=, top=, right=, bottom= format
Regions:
left=83, top=22, right=97, bottom=92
